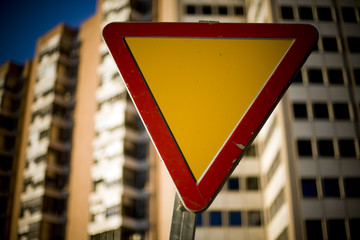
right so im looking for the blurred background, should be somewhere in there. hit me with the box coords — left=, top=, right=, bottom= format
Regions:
left=0, top=0, right=359, bottom=239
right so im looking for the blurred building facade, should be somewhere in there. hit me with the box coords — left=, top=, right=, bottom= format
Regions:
left=2, top=0, right=360, bottom=240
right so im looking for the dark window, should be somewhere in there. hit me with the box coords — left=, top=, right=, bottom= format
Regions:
left=245, top=144, right=256, bottom=157
left=234, top=6, right=244, bottom=15
left=327, top=219, right=347, bottom=240
left=227, top=177, right=240, bottom=190
left=348, top=37, right=360, bottom=52
left=202, top=5, right=212, bottom=15
left=246, top=177, right=259, bottom=190
left=218, top=6, right=228, bottom=15
left=229, top=211, right=242, bottom=226
left=342, top=7, right=357, bottom=22
left=105, top=205, right=120, bottom=218
left=333, top=103, right=350, bottom=120
left=210, top=211, right=222, bottom=226
left=186, top=5, right=196, bottom=14
left=308, top=69, right=323, bottom=84
left=301, top=179, right=318, bottom=197
left=293, top=103, right=308, bottom=119
left=248, top=211, right=262, bottom=226
left=281, top=6, right=294, bottom=20
left=317, top=140, right=334, bottom=157
left=322, top=178, right=340, bottom=197
left=313, top=103, right=329, bottom=119
left=298, top=6, right=313, bottom=20
left=327, top=69, right=344, bottom=85
left=344, top=178, right=360, bottom=197
left=317, top=7, right=333, bottom=21
left=322, top=37, right=339, bottom=52
left=293, top=72, right=303, bottom=83
left=349, top=219, right=360, bottom=239
left=354, top=68, right=360, bottom=85
left=305, top=220, right=323, bottom=240
left=338, top=139, right=357, bottom=158
left=297, top=140, right=313, bottom=157
left=196, top=213, right=203, bottom=226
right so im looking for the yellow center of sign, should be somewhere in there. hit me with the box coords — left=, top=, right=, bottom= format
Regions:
left=126, top=37, right=293, bottom=181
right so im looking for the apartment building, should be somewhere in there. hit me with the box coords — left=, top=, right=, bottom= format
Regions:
left=17, top=24, right=79, bottom=240
left=0, top=61, right=31, bottom=240
left=255, top=1, right=360, bottom=239
left=83, top=0, right=152, bottom=239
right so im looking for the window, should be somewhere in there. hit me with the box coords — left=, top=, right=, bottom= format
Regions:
left=344, top=178, right=360, bottom=197
left=268, top=189, right=285, bottom=221
left=229, top=211, right=242, bottom=226
left=333, top=103, right=350, bottom=120
left=347, top=37, right=360, bottom=52
left=248, top=211, right=262, bottom=226
left=313, top=103, right=329, bottom=119
left=327, top=219, right=347, bottom=240
left=266, top=152, right=281, bottom=184
left=298, top=6, right=313, bottom=20
left=327, top=69, right=344, bottom=85
left=245, top=144, right=256, bottom=157
left=196, top=213, right=203, bottom=226
left=246, top=177, right=259, bottom=190
left=342, top=7, right=357, bottom=22
left=202, top=5, right=212, bottom=15
left=218, top=6, right=228, bottom=15
left=305, top=220, right=323, bottom=240
left=281, top=6, right=294, bottom=20
left=297, top=140, right=313, bottom=157
left=209, top=211, right=222, bottom=226
left=293, top=72, right=303, bottom=83
left=301, top=179, right=318, bottom=197
left=293, top=103, right=308, bottom=119
left=106, top=205, right=120, bottom=218
left=227, top=177, right=240, bottom=190
left=322, top=37, right=339, bottom=52
left=354, top=68, right=360, bottom=85
left=322, top=178, right=340, bottom=197
left=308, top=69, right=323, bottom=84
left=317, top=140, right=334, bottom=157
left=338, top=139, right=357, bottom=158
left=234, top=6, right=244, bottom=15
left=349, top=219, right=360, bottom=239
left=317, top=7, right=333, bottom=21
left=186, top=5, right=196, bottom=14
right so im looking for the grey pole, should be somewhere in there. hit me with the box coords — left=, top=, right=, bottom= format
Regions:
left=169, top=193, right=197, bottom=240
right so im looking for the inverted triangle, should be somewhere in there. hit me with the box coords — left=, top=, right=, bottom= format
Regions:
left=125, top=37, right=293, bottom=181
left=102, top=22, right=318, bottom=212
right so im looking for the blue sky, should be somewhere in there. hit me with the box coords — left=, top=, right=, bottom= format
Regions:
left=0, top=0, right=96, bottom=65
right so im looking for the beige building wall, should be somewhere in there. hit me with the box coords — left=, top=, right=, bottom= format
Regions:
left=8, top=60, right=33, bottom=240
left=66, top=10, right=101, bottom=240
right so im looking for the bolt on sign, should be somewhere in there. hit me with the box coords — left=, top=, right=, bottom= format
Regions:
left=102, top=22, right=318, bottom=212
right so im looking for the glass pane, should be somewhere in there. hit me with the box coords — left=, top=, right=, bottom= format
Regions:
left=344, top=178, right=360, bottom=197
left=327, top=219, right=347, bottom=240
left=301, top=179, right=318, bottom=197
left=297, top=140, right=313, bottom=157
left=248, top=211, right=262, bottom=226
left=210, top=211, right=222, bottom=226
left=229, top=211, right=242, bottom=226
left=322, top=178, right=340, bottom=197
left=227, top=177, right=240, bottom=190
left=305, top=220, right=323, bottom=240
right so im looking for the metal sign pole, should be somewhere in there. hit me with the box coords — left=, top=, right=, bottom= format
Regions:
left=169, top=193, right=197, bottom=240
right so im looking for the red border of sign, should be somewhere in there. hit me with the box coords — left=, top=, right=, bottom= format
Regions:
left=102, top=23, right=318, bottom=212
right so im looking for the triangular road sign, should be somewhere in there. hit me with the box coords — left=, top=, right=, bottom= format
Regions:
left=102, top=22, right=318, bottom=212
